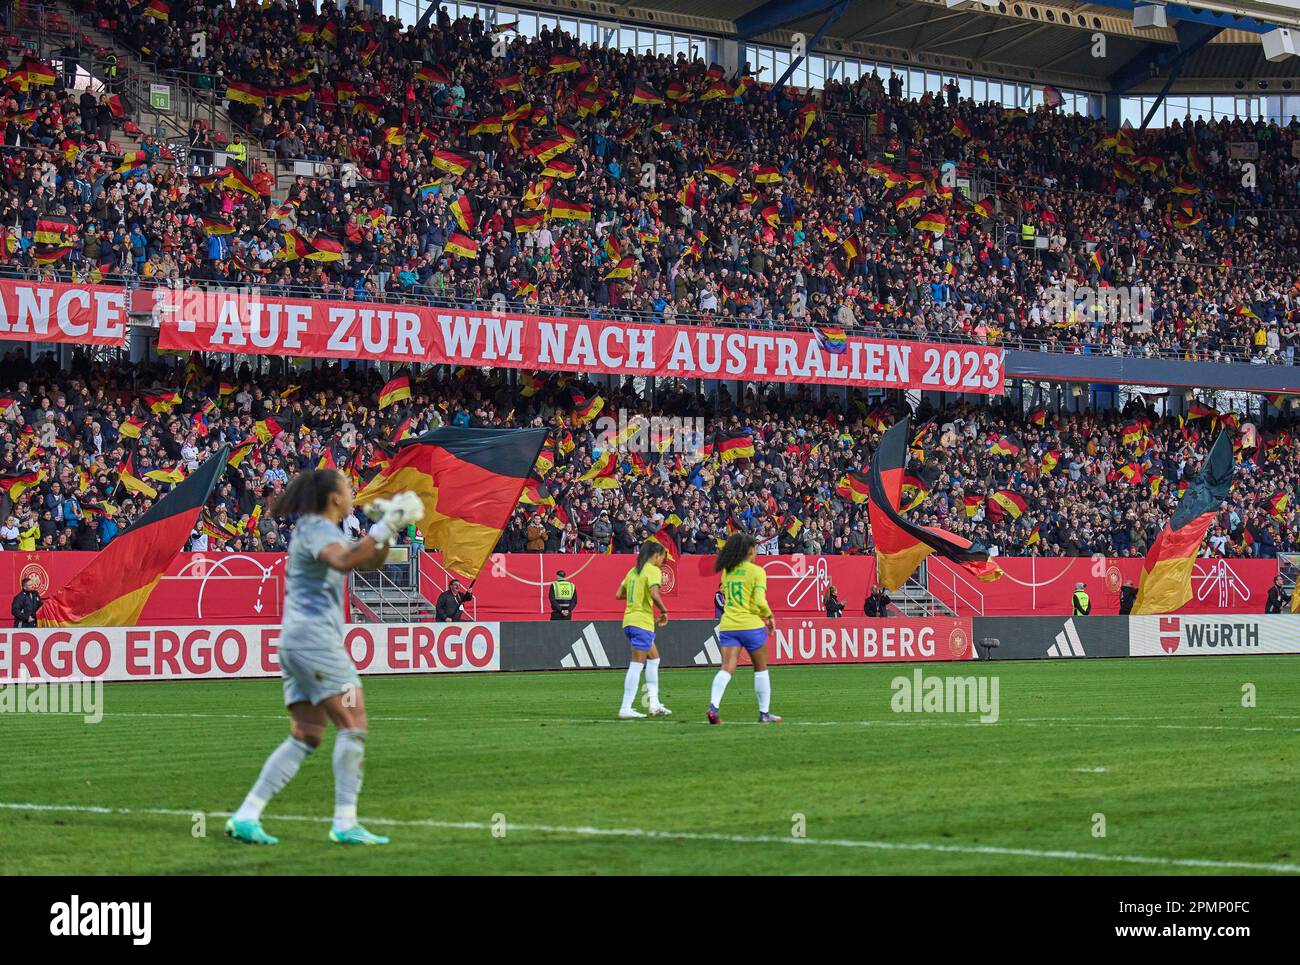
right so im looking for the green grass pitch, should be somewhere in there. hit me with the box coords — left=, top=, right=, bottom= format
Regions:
left=2, top=656, right=1298, bottom=875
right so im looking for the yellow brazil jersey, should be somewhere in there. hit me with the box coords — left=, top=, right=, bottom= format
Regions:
left=717, top=561, right=771, bottom=631
left=621, top=562, right=662, bottom=631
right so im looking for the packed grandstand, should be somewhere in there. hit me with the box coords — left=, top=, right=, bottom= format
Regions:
left=1, top=0, right=1299, bottom=564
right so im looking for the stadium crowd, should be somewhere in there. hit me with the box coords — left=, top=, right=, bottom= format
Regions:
left=1, top=350, right=1297, bottom=562
left=0, top=0, right=1291, bottom=364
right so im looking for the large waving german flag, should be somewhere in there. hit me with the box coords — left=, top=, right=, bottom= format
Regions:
left=356, top=428, right=546, bottom=582
left=1132, top=431, right=1234, bottom=615
left=38, top=448, right=228, bottom=627
left=868, top=419, right=1001, bottom=591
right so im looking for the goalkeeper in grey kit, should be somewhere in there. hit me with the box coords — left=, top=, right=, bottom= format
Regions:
left=225, top=468, right=423, bottom=846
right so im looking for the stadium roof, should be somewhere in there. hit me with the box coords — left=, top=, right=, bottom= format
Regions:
left=552, top=0, right=1300, bottom=93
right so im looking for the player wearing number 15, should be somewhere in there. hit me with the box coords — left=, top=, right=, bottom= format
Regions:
left=708, top=533, right=780, bottom=725
left=614, top=541, right=672, bottom=719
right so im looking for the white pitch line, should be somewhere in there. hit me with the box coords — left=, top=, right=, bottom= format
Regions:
left=47, top=711, right=1300, bottom=733
left=0, top=801, right=1296, bottom=874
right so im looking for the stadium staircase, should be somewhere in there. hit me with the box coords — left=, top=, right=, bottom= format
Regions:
left=348, top=550, right=436, bottom=623
left=889, top=565, right=957, bottom=618
left=15, top=3, right=279, bottom=187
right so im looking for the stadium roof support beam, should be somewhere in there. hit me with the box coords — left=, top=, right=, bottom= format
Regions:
left=736, top=0, right=842, bottom=40
left=765, top=0, right=849, bottom=97
left=1109, top=20, right=1221, bottom=95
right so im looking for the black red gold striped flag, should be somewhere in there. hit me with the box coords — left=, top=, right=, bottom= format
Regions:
left=356, top=428, right=547, bottom=581
left=1132, top=431, right=1234, bottom=615
left=868, top=419, right=1002, bottom=591
left=714, top=430, right=755, bottom=462
left=38, top=448, right=228, bottom=626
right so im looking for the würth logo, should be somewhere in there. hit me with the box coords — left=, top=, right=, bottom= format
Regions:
left=50, top=895, right=151, bottom=945
left=1159, top=616, right=1181, bottom=654
left=1047, top=619, right=1086, bottom=658
left=559, top=624, right=610, bottom=669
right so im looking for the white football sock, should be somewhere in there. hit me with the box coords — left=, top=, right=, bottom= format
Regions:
left=621, top=662, right=644, bottom=712
left=645, top=658, right=661, bottom=705
left=710, top=670, right=732, bottom=708
left=754, top=670, right=772, bottom=714
left=332, top=729, right=367, bottom=832
left=235, top=736, right=314, bottom=822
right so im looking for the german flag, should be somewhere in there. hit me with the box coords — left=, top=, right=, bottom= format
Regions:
left=144, top=391, right=180, bottom=414
left=988, top=433, right=1022, bottom=457
left=649, top=523, right=679, bottom=561
left=434, top=149, right=475, bottom=178
left=1269, top=493, right=1290, bottom=519
left=225, top=81, right=266, bottom=107
left=271, top=82, right=311, bottom=102
left=896, top=188, right=924, bottom=212
left=34, top=214, right=77, bottom=245
left=988, top=489, right=1028, bottom=520
left=144, top=464, right=186, bottom=485
left=319, top=19, right=338, bottom=45
left=603, top=257, right=635, bottom=280
left=899, top=473, right=931, bottom=513
left=7, top=55, right=56, bottom=90
left=836, top=471, right=871, bottom=504
left=32, top=243, right=72, bottom=265
left=715, top=431, right=755, bottom=462
left=431, top=149, right=472, bottom=176
left=143, top=0, right=170, bottom=20
left=378, top=375, right=411, bottom=410
left=949, top=118, right=971, bottom=139
left=632, top=86, right=665, bottom=106
left=222, top=167, right=259, bottom=197
left=253, top=418, right=283, bottom=444
left=358, top=429, right=544, bottom=581
left=579, top=450, right=619, bottom=489
left=227, top=437, right=257, bottom=468
left=38, top=448, right=227, bottom=627
left=547, top=55, right=582, bottom=74
left=118, top=417, right=145, bottom=439
left=868, top=419, right=1002, bottom=591
left=704, top=163, right=740, bottom=185
left=444, top=232, right=479, bottom=259
left=450, top=195, right=476, bottom=233
left=571, top=392, right=604, bottom=425
left=0, top=469, right=45, bottom=502
left=304, top=233, right=343, bottom=262
left=494, top=73, right=523, bottom=92
left=1040, top=449, right=1061, bottom=473
left=549, top=197, right=592, bottom=221
left=914, top=211, right=947, bottom=234
left=519, top=371, right=546, bottom=397
left=1028, top=406, right=1048, bottom=427
left=201, top=217, right=235, bottom=236
left=541, top=159, right=576, bottom=179
left=1132, top=432, right=1234, bottom=615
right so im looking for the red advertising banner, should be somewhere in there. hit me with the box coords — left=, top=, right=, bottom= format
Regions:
left=770, top=617, right=974, bottom=664
left=0, top=278, right=131, bottom=347
left=153, top=288, right=1005, bottom=393
left=0, top=552, right=1282, bottom=627
left=926, top=556, right=1281, bottom=617
left=0, top=622, right=500, bottom=682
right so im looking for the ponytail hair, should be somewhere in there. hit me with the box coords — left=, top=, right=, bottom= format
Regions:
left=272, top=469, right=343, bottom=519
left=714, top=532, right=757, bottom=574
left=634, top=539, right=665, bottom=574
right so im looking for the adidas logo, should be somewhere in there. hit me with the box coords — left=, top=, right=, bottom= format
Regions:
left=559, top=623, right=610, bottom=669
left=1047, top=619, right=1086, bottom=658
left=693, top=629, right=722, bottom=666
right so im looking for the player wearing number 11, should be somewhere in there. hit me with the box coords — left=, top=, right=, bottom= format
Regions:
left=708, top=533, right=780, bottom=725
